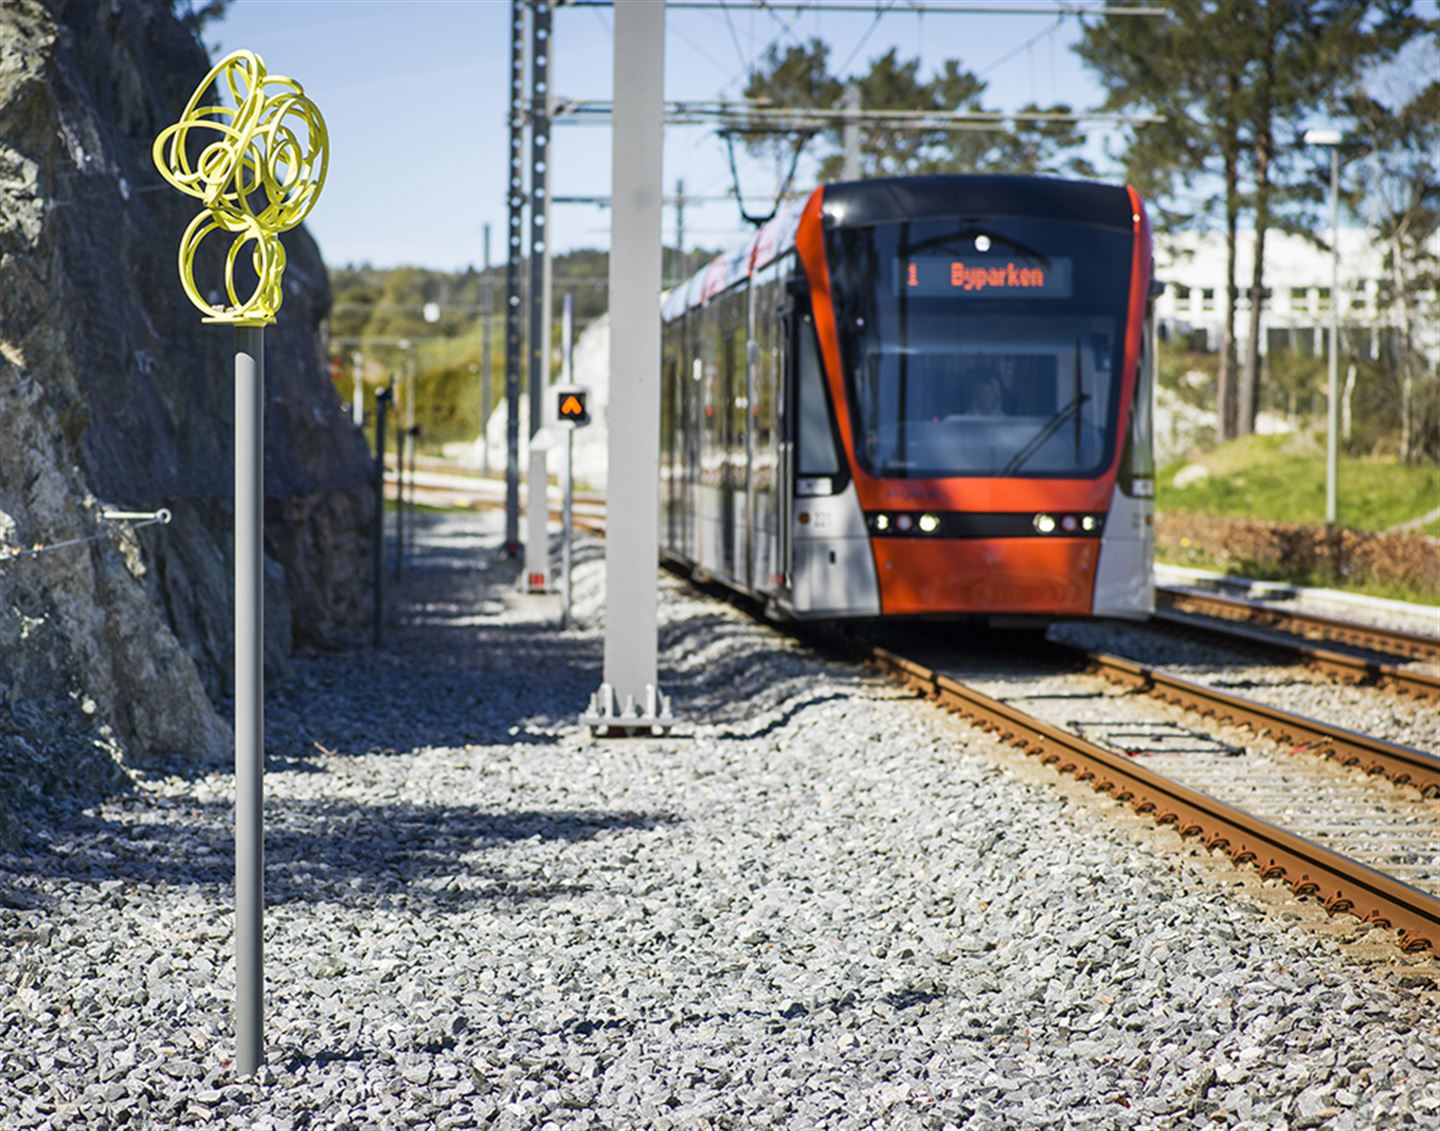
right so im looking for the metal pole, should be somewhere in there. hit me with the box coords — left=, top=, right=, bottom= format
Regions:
left=562, top=291, right=574, bottom=386
left=373, top=385, right=391, bottom=647
left=1326, top=146, right=1339, bottom=528
left=562, top=428, right=574, bottom=630
left=561, top=291, right=575, bottom=629
left=581, top=0, right=673, bottom=733
left=405, top=348, right=418, bottom=561
left=482, top=222, right=493, bottom=480
left=674, top=177, right=685, bottom=283
left=504, top=0, right=527, bottom=556
left=393, top=366, right=405, bottom=579
left=842, top=83, right=861, bottom=180
left=525, top=0, right=553, bottom=591
left=234, top=325, right=265, bottom=1075
left=351, top=350, right=364, bottom=427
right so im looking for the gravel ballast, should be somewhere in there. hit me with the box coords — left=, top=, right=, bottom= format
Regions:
left=3, top=510, right=1440, bottom=1130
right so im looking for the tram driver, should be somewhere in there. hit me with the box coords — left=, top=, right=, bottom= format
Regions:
left=966, top=367, right=1006, bottom=416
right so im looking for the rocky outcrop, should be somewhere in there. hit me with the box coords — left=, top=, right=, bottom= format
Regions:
left=0, top=0, right=374, bottom=842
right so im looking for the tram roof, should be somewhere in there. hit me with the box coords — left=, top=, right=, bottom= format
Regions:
left=661, top=175, right=1135, bottom=322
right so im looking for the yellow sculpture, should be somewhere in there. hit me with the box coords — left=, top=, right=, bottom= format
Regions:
left=152, top=50, right=328, bottom=325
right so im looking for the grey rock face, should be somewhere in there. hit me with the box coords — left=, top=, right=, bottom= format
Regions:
left=0, top=0, right=373, bottom=843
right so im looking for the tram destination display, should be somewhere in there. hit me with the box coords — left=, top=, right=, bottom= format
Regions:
left=895, top=255, right=1073, bottom=299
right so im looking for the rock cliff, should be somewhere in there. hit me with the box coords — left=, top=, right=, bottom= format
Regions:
left=0, top=0, right=374, bottom=843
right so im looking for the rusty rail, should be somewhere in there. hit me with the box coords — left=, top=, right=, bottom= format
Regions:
left=864, top=645, right=1440, bottom=953
left=1072, top=647, right=1440, bottom=798
left=1153, top=607, right=1440, bottom=702
left=1158, top=587, right=1440, bottom=662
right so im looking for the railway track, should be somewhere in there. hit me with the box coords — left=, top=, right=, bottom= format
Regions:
left=393, top=467, right=1440, bottom=950
left=854, top=639, right=1440, bottom=954
left=1155, top=588, right=1440, bottom=702
left=1158, top=585, right=1440, bottom=662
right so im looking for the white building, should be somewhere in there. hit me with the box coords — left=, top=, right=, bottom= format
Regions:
left=1153, top=228, right=1439, bottom=365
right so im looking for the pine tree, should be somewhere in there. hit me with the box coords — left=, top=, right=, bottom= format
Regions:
left=1345, top=70, right=1440, bottom=462
left=1081, top=0, right=1422, bottom=438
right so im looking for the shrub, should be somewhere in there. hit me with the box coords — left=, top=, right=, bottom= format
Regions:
left=1157, top=513, right=1439, bottom=600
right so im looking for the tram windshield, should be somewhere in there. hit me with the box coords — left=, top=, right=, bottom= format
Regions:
left=825, top=215, right=1134, bottom=479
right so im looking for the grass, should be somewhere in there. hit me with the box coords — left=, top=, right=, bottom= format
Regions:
left=1158, top=433, right=1440, bottom=533
left=1156, top=432, right=1439, bottom=604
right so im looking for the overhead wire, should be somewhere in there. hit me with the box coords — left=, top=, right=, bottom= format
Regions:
left=719, top=2, right=752, bottom=74
left=836, top=1, right=895, bottom=76
left=719, top=0, right=813, bottom=95
left=976, top=14, right=1065, bottom=80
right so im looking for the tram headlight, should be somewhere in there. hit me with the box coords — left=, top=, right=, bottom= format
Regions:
left=1033, top=513, right=1057, bottom=534
left=873, top=513, right=890, bottom=532
left=896, top=514, right=914, bottom=532
left=1060, top=514, right=1079, bottom=533
left=1081, top=514, right=1099, bottom=532
left=918, top=513, right=940, bottom=534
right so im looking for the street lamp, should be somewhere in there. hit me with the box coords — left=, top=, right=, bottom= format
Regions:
left=1304, top=127, right=1341, bottom=527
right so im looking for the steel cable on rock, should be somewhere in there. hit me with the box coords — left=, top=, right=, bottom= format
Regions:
left=0, top=510, right=173, bottom=564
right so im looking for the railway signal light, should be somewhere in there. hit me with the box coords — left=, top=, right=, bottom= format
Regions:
left=555, top=384, right=591, bottom=428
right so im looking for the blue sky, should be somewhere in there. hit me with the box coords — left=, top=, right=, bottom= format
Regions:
left=208, top=0, right=1438, bottom=271
left=209, top=0, right=1133, bottom=270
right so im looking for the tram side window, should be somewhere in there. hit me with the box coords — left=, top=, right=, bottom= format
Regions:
left=797, top=315, right=840, bottom=477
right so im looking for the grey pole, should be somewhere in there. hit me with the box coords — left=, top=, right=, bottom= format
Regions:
left=351, top=350, right=364, bottom=427
left=674, top=177, right=685, bottom=283
left=405, top=349, right=418, bottom=559
left=373, top=385, right=390, bottom=648
left=525, top=0, right=554, bottom=592
left=841, top=84, right=861, bottom=180
left=561, top=291, right=575, bottom=629
left=1325, top=145, right=1339, bottom=528
left=504, top=0, right=527, bottom=556
left=234, top=325, right=265, bottom=1075
left=482, top=223, right=493, bottom=481
left=581, top=0, right=673, bottom=734
left=393, top=364, right=406, bottom=580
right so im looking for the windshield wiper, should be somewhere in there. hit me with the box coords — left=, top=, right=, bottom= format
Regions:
left=1000, top=392, right=1091, bottom=476
left=1003, top=336, right=1090, bottom=476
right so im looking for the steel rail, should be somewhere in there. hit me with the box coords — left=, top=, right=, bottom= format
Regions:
left=1070, top=646, right=1440, bottom=798
left=1154, top=607, right=1440, bottom=702
left=860, top=645, right=1440, bottom=953
left=1157, top=586, right=1440, bottom=663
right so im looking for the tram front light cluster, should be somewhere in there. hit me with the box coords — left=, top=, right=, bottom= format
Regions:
left=1034, top=513, right=1103, bottom=535
left=869, top=512, right=943, bottom=535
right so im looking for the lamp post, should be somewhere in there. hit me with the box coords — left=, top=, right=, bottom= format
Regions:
left=1304, top=128, right=1341, bottom=528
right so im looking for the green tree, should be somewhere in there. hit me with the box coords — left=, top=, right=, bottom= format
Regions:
left=1345, top=68, right=1439, bottom=462
left=1080, top=0, right=1421, bottom=440
left=1080, top=1, right=1255, bottom=440
left=742, top=43, right=1086, bottom=184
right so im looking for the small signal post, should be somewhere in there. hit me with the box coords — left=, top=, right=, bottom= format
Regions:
left=553, top=379, right=588, bottom=629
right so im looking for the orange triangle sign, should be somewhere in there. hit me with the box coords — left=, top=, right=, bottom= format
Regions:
left=561, top=395, right=583, bottom=417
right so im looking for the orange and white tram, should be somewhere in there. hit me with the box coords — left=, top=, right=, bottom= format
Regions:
left=659, top=174, right=1156, bottom=622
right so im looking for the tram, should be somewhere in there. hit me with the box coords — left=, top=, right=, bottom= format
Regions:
left=659, top=175, right=1156, bottom=622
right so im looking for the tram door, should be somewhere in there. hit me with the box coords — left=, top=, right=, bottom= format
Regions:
left=775, top=299, right=799, bottom=598
left=749, top=264, right=783, bottom=597
left=719, top=330, right=738, bottom=579
left=683, top=341, right=700, bottom=562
